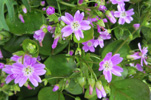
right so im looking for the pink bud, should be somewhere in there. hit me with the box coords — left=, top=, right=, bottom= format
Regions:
left=133, top=24, right=140, bottom=30
left=42, top=8, right=46, bottom=11
left=53, top=85, right=59, bottom=92
left=22, top=5, right=27, bottom=14
left=27, top=84, right=32, bottom=90
left=18, top=14, right=25, bottom=23
left=89, top=85, right=93, bottom=95
left=78, top=0, right=83, bottom=4
left=46, top=6, right=55, bottom=15
left=0, top=50, right=3, bottom=59
left=41, top=1, right=45, bottom=6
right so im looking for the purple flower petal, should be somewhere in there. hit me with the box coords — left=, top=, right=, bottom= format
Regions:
left=19, top=77, right=28, bottom=87
left=118, top=18, right=125, bottom=25
left=61, top=26, right=73, bottom=37
left=74, top=29, right=84, bottom=40
left=103, top=70, right=112, bottom=83
left=74, top=10, right=84, bottom=22
left=104, top=52, right=112, bottom=61
left=99, top=62, right=104, bottom=71
left=136, top=64, right=143, bottom=71
left=96, top=88, right=102, bottom=99
left=29, top=75, right=38, bottom=87
left=111, top=54, right=123, bottom=65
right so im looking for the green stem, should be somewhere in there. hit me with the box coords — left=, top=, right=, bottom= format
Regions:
left=113, top=27, right=141, bottom=55
left=81, top=58, right=97, bottom=81
left=63, top=92, right=75, bottom=98
left=59, top=1, right=76, bottom=8
left=57, top=0, right=62, bottom=16
left=46, top=77, right=64, bottom=80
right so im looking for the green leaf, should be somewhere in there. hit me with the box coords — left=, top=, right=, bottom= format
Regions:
left=110, top=78, right=150, bottom=100
left=65, top=79, right=83, bottom=95
left=142, top=26, right=151, bottom=43
left=53, top=41, right=69, bottom=55
left=0, top=31, right=11, bottom=45
left=6, top=0, right=15, bottom=21
left=6, top=10, right=46, bottom=35
left=73, top=27, right=94, bottom=43
left=130, top=0, right=142, bottom=3
left=0, top=0, right=9, bottom=31
left=3, top=36, right=29, bottom=53
left=38, top=87, right=65, bottom=100
left=101, top=40, right=130, bottom=59
left=38, top=33, right=53, bottom=56
left=44, top=54, right=76, bottom=77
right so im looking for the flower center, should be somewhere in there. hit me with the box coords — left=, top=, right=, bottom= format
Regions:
left=120, top=12, right=126, bottom=18
left=23, top=66, right=34, bottom=76
left=87, top=41, right=92, bottom=47
left=103, top=61, right=113, bottom=70
left=98, top=36, right=103, bottom=41
left=72, top=21, right=80, bottom=30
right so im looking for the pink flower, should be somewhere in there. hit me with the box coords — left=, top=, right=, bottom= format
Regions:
left=61, top=10, right=91, bottom=40
left=96, top=81, right=106, bottom=99
left=33, top=25, right=48, bottom=47
left=11, top=55, right=22, bottom=63
left=27, top=84, right=33, bottom=90
left=114, top=4, right=134, bottom=24
left=99, top=52, right=123, bottom=83
left=78, top=0, right=83, bottom=4
left=0, top=63, right=4, bottom=69
left=46, top=6, right=55, bottom=15
left=52, top=36, right=60, bottom=49
left=128, top=43, right=148, bottom=66
left=3, top=55, right=46, bottom=87
left=94, top=30, right=111, bottom=48
left=18, top=14, right=25, bottom=23
left=110, top=0, right=129, bottom=5
left=82, top=39, right=95, bottom=52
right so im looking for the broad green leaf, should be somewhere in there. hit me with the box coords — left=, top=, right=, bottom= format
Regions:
left=65, top=79, right=83, bottom=95
left=0, top=31, right=11, bottom=45
left=110, top=78, right=150, bottom=100
left=0, top=0, right=9, bottom=31
left=130, top=0, right=142, bottom=3
left=38, top=33, right=53, bottom=56
left=38, top=87, right=65, bottom=100
left=6, top=0, right=15, bottom=21
left=53, top=41, right=69, bottom=55
left=17, top=86, right=40, bottom=98
left=73, top=27, right=94, bottom=43
left=44, top=54, right=76, bottom=77
left=6, top=10, right=46, bottom=35
left=101, top=40, right=130, bottom=59
left=3, top=36, right=29, bottom=53
left=142, top=26, right=151, bottom=43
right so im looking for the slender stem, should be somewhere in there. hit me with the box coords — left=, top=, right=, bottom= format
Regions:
left=113, top=27, right=141, bottom=55
left=81, top=58, right=97, bottom=81
left=46, top=77, right=64, bottom=80
left=59, top=1, right=76, bottom=8
left=63, top=92, right=75, bottom=98
left=57, top=0, right=62, bottom=16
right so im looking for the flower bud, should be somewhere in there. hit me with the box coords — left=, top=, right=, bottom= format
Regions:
left=78, top=0, right=83, bottom=4
left=133, top=24, right=140, bottom=30
left=75, top=48, right=82, bottom=55
left=26, top=43, right=37, bottom=54
left=97, top=19, right=105, bottom=27
left=46, top=6, right=55, bottom=15
left=53, top=84, right=59, bottom=92
left=47, top=25, right=52, bottom=32
left=105, top=10, right=116, bottom=24
left=40, top=1, right=45, bottom=6
left=77, top=77, right=86, bottom=88
left=96, top=81, right=103, bottom=91
left=0, top=34, right=4, bottom=40
left=0, top=50, right=3, bottom=59
left=22, top=5, right=27, bottom=14
left=18, top=14, right=25, bottom=23
left=96, top=0, right=105, bottom=5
